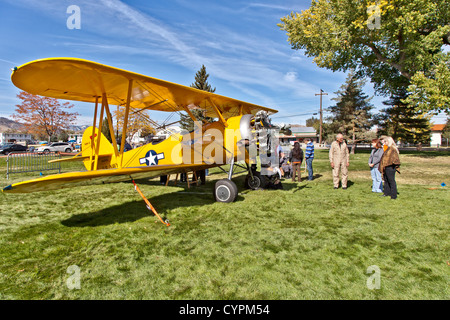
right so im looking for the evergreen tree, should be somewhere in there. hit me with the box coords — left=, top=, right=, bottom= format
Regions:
left=376, top=85, right=431, bottom=145
left=180, top=65, right=216, bottom=132
left=191, top=65, right=216, bottom=93
left=305, top=116, right=320, bottom=131
left=101, top=117, right=112, bottom=143
left=327, top=72, right=374, bottom=153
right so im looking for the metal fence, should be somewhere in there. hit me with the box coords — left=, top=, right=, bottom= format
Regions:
left=6, top=152, right=61, bottom=179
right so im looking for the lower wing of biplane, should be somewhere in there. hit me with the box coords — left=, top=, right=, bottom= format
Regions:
left=3, top=58, right=279, bottom=223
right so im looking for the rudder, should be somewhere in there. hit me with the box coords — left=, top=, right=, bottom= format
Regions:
left=81, top=126, right=117, bottom=170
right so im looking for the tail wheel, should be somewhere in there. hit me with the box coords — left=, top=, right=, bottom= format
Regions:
left=214, top=179, right=238, bottom=203
left=244, top=172, right=267, bottom=190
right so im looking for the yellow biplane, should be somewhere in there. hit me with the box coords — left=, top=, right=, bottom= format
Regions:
left=3, top=58, right=279, bottom=225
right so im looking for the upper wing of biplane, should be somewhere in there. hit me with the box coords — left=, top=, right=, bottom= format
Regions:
left=11, top=57, right=277, bottom=119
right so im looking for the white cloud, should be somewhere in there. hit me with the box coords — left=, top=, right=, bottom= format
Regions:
left=3, top=0, right=326, bottom=115
left=0, top=58, right=18, bottom=65
left=284, top=71, right=297, bottom=82
left=63, top=0, right=317, bottom=104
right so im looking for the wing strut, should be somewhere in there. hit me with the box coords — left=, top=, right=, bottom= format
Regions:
left=132, top=179, right=170, bottom=227
left=89, top=96, right=99, bottom=170
left=93, top=98, right=105, bottom=170
left=102, top=93, right=120, bottom=160
left=208, top=98, right=228, bottom=127
left=182, top=105, right=198, bottom=123
left=119, top=79, right=133, bottom=169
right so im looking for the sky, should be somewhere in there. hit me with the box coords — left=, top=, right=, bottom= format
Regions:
left=0, top=0, right=447, bottom=126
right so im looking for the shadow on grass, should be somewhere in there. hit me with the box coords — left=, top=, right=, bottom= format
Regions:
left=292, top=184, right=310, bottom=193
left=61, top=199, right=151, bottom=227
left=61, top=183, right=248, bottom=228
left=61, top=173, right=323, bottom=228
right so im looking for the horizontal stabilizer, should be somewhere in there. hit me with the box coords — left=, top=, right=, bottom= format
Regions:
left=47, top=153, right=113, bottom=163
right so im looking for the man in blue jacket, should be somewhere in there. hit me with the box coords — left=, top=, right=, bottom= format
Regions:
left=305, top=138, right=315, bottom=180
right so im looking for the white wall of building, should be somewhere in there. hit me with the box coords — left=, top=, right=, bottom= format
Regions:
left=0, top=132, right=33, bottom=144
left=430, top=132, right=442, bottom=146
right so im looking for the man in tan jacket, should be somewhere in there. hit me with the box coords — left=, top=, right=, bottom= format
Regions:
left=329, top=134, right=350, bottom=189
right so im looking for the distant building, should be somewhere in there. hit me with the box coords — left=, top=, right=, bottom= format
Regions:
left=430, top=124, right=446, bottom=146
left=278, top=125, right=318, bottom=144
left=68, top=133, right=83, bottom=144
left=0, top=132, right=33, bottom=144
left=130, top=129, right=146, bottom=146
left=151, top=126, right=183, bottom=143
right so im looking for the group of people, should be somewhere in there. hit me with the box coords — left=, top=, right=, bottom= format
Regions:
left=329, top=133, right=401, bottom=199
left=368, top=135, right=401, bottom=199
left=278, top=133, right=401, bottom=199
left=278, top=138, right=315, bottom=182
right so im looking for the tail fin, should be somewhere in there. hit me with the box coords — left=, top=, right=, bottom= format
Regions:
left=81, top=126, right=117, bottom=171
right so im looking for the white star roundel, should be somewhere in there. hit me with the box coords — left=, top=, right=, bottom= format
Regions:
left=139, top=150, right=165, bottom=166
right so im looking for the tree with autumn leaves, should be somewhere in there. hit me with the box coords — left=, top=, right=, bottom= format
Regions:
left=113, top=106, right=156, bottom=146
left=12, top=91, right=79, bottom=142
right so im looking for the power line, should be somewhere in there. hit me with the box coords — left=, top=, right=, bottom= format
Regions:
left=271, top=111, right=318, bottom=119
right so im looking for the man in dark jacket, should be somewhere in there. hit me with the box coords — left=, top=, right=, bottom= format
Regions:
left=289, top=142, right=303, bottom=182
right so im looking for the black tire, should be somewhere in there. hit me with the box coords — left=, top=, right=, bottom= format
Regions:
left=65, top=148, right=71, bottom=153
left=244, top=171, right=267, bottom=190
left=214, top=179, right=238, bottom=203
left=43, top=149, right=50, bottom=154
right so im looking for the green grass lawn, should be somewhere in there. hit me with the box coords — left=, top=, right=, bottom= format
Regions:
left=0, top=149, right=448, bottom=299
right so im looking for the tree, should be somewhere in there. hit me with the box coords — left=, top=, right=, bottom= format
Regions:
left=327, top=72, right=374, bottom=153
left=306, top=116, right=320, bottom=131
left=405, top=53, right=450, bottom=113
left=442, top=117, right=450, bottom=146
left=376, top=85, right=431, bottom=144
left=279, top=0, right=450, bottom=112
left=101, top=117, right=112, bottom=143
left=114, top=108, right=156, bottom=145
left=12, top=91, right=79, bottom=142
left=180, top=65, right=216, bottom=131
left=58, top=130, right=69, bottom=142
left=191, top=65, right=216, bottom=93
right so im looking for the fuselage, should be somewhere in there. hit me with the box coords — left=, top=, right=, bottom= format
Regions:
left=81, top=115, right=253, bottom=173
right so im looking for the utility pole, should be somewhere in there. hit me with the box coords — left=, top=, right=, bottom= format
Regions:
left=315, top=89, right=328, bottom=145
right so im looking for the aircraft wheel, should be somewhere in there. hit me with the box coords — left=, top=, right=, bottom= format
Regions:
left=214, top=179, right=237, bottom=203
left=244, top=172, right=266, bottom=190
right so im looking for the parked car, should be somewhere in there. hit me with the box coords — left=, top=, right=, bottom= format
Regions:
left=0, top=143, right=28, bottom=155
left=35, top=142, right=73, bottom=154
